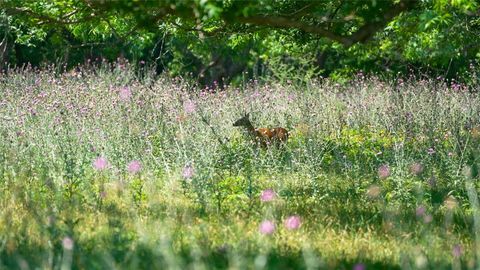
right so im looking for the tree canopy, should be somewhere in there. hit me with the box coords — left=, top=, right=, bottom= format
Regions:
left=1, top=0, right=479, bottom=85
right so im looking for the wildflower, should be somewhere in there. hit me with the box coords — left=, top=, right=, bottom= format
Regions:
left=260, top=189, right=276, bottom=202
left=62, top=237, right=74, bottom=250
left=182, top=165, right=194, bottom=179
left=183, top=100, right=196, bottom=114
left=427, top=148, right=435, bottom=155
left=127, top=160, right=142, bottom=174
left=284, top=215, right=301, bottom=230
left=353, top=263, right=366, bottom=270
left=93, top=157, right=108, bottom=170
left=366, top=185, right=381, bottom=199
left=259, top=220, right=275, bottom=235
left=416, top=205, right=426, bottom=217
left=423, top=214, right=433, bottom=224
left=377, top=165, right=390, bottom=179
left=410, top=162, right=423, bottom=175
left=452, top=244, right=462, bottom=258
left=119, top=87, right=132, bottom=101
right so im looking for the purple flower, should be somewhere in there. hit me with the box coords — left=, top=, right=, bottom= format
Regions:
left=416, top=205, right=426, bottom=217
left=93, top=157, right=108, bottom=170
left=427, top=148, right=435, bottom=155
left=183, top=100, right=196, bottom=114
left=182, top=165, right=195, bottom=179
left=353, top=263, right=366, bottom=270
left=62, top=237, right=74, bottom=250
left=452, top=244, right=462, bottom=258
left=284, top=215, right=301, bottom=230
left=119, top=87, right=132, bottom=101
left=260, top=189, right=276, bottom=202
left=377, top=165, right=390, bottom=179
left=127, top=160, right=142, bottom=174
left=259, top=220, right=275, bottom=235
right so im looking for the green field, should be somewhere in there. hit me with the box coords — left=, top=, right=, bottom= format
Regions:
left=1, top=66, right=480, bottom=269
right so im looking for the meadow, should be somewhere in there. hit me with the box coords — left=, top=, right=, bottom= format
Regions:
left=1, top=64, right=480, bottom=269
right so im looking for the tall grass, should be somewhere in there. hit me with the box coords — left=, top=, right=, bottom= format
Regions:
left=1, top=63, right=480, bottom=269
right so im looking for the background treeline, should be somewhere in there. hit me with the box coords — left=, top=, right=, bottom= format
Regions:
left=0, top=0, right=479, bottom=86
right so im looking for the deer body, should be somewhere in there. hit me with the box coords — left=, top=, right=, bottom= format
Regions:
left=233, top=114, right=288, bottom=146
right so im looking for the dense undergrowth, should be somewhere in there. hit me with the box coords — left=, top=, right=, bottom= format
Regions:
left=1, top=64, right=480, bottom=269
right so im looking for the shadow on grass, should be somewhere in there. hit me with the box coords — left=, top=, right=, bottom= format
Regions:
left=1, top=244, right=409, bottom=270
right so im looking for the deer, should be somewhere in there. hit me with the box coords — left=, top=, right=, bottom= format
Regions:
left=233, top=113, right=289, bottom=147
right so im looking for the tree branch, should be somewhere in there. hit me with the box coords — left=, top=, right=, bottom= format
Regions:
left=348, top=0, right=418, bottom=44
left=236, top=15, right=352, bottom=45
left=4, top=7, right=96, bottom=26
left=234, top=0, right=418, bottom=47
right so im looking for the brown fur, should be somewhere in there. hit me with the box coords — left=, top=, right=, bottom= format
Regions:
left=233, top=114, right=289, bottom=146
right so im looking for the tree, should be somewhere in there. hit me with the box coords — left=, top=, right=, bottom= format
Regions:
left=1, top=0, right=479, bottom=84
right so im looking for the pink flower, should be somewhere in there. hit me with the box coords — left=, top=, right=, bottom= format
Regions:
left=284, top=215, right=301, bottom=230
left=377, top=165, right=390, bottom=179
left=259, top=220, right=275, bottom=235
left=119, top=87, right=132, bottom=101
left=452, top=244, right=462, bottom=258
left=93, top=157, right=108, bottom=170
left=127, top=160, right=141, bottom=173
left=183, top=165, right=194, bottom=179
left=183, top=100, right=196, bottom=114
left=353, top=263, right=366, bottom=270
left=62, top=237, right=74, bottom=250
left=260, top=189, right=276, bottom=202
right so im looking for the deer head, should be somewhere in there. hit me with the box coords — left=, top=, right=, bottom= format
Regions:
left=233, top=113, right=252, bottom=127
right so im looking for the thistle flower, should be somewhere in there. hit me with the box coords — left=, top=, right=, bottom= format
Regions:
left=127, top=160, right=141, bottom=174
left=353, top=263, right=366, bottom=270
left=260, top=189, right=276, bottom=202
left=62, top=237, right=74, bottom=250
left=183, top=100, right=196, bottom=114
left=452, top=244, right=462, bottom=258
left=423, top=214, right=433, bottom=224
left=366, top=185, right=381, bottom=199
left=284, top=215, right=301, bottom=230
left=410, top=162, right=423, bottom=175
left=119, top=87, right=132, bottom=101
left=416, top=205, right=426, bottom=217
left=378, top=165, right=390, bottom=179
left=259, top=220, right=275, bottom=235
left=182, top=165, right=194, bottom=179
left=93, top=157, right=108, bottom=170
